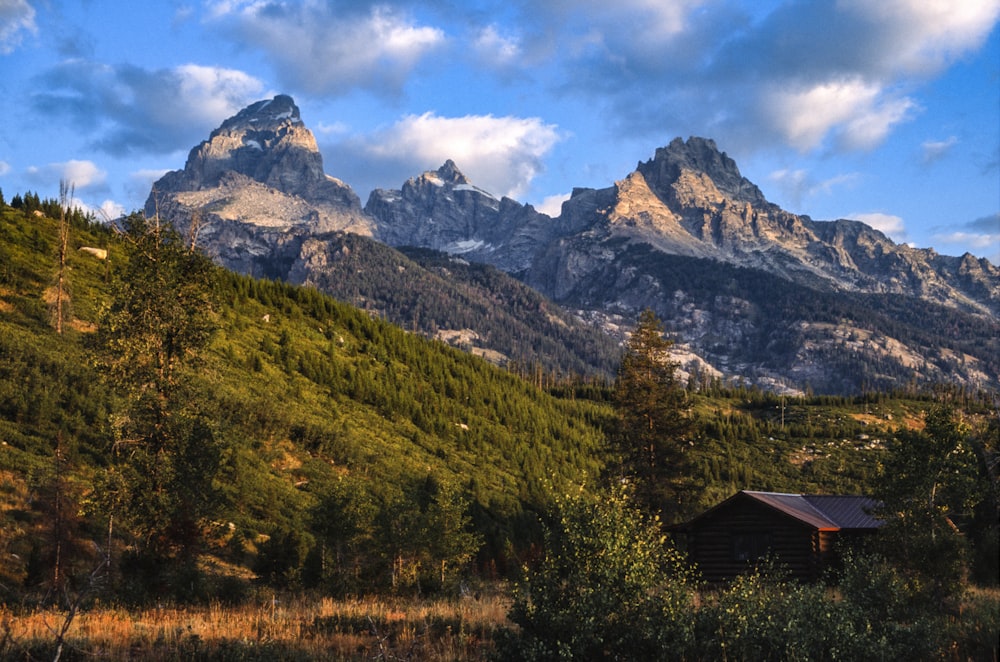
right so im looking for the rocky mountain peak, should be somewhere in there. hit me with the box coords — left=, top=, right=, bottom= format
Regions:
left=217, top=94, right=301, bottom=133
left=171, top=94, right=326, bottom=197
left=145, top=94, right=372, bottom=271
left=433, top=160, right=469, bottom=185
left=638, top=136, right=767, bottom=206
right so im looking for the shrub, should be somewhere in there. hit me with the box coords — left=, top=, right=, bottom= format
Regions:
left=495, top=483, right=698, bottom=660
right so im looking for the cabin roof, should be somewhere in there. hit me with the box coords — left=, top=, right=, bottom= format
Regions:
left=744, top=491, right=882, bottom=530
left=677, top=490, right=883, bottom=532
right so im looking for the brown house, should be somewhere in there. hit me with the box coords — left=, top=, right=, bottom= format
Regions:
left=673, top=490, right=882, bottom=582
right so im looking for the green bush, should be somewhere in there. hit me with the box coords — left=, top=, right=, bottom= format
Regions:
left=496, top=483, right=698, bottom=660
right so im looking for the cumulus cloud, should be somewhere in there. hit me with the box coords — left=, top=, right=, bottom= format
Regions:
left=848, top=212, right=907, bottom=241
left=0, top=160, right=10, bottom=176
left=31, top=60, right=264, bottom=155
left=536, top=192, right=571, bottom=218
left=0, top=0, right=36, bottom=54
left=472, top=24, right=523, bottom=71
left=95, top=199, right=126, bottom=221
left=69, top=197, right=126, bottom=222
left=526, top=0, right=1000, bottom=155
left=323, top=112, right=561, bottom=200
left=25, top=159, right=107, bottom=189
left=208, top=1, right=444, bottom=97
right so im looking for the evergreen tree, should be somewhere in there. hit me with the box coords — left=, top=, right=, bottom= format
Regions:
left=611, top=309, right=692, bottom=519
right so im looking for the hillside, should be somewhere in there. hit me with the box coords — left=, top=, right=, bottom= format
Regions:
left=284, top=233, right=621, bottom=377
left=0, top=201, right=612, bottom=596
left=2, top=198, right=993, bottom=604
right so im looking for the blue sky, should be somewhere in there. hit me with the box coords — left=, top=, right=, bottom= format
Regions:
left=1, top=0, right=998, bottom=262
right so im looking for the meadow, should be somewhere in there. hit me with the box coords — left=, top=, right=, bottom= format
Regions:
left=1, top=594, right=511, bottom=661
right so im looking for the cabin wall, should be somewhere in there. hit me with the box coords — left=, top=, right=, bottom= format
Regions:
left=688, top=498, right=821, bottom=582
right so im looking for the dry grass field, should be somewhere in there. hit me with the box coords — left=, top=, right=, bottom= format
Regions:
left=0, top=594, right=512, bottom=661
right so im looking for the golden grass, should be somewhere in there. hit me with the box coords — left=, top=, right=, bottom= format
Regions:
left=0, top=594, right=512, bottom=661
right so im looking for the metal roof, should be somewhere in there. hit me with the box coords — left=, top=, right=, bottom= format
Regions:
left=743, top=491, right=883, bottom=530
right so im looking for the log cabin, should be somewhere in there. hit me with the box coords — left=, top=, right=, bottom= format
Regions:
left=672, top=490, right=882, bottom=582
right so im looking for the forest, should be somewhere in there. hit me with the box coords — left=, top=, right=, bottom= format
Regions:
left=0, top=191, right=996, bottom=660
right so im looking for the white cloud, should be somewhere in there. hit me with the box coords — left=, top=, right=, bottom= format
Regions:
left=167, top=64, right=264, bottom=128
left=25, top=160, right=107, bottom=189
left=473, top=25, right=522, bottom=70
left=536, top=192, right=570, bottom=217
left=921, top=136, right=958, bottom=164
left=841, top=0, right=1000, bottom=74
left=209, top=2, right=444, bottom=96
left=767, top=168, right=859, bottom=210
left=340, top=112, right=561, bottom=199
left=0, top=160, right=10, bottom=176
left=933, top=213, right=1000, bottom=261
left=33, top=60, right=264, bottom=155
left=0, top=0, right=36, bottom=54
left=848, top=212, right=907, bottom=240
left=95, top=199, right=126, bottom=221
left=532, top=0, right=999, bottom=159
left=934, top=230, right=1000, bottom=249
left=767, top=78, right=914, bottom=151
left=68, top=197, right=125, bottom=222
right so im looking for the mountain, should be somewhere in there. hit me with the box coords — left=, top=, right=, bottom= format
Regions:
left=284, top=233, right=621, bottom=376
left=365, top=160, right=559, bottom=274
left=146, top=95, right=1000, bottom=394
left=146, top=94, right=373, bottom=276
left=368, top=137, right=999, bottom=393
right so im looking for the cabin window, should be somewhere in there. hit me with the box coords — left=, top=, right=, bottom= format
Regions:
left=733, top=531, right=772, bottom=562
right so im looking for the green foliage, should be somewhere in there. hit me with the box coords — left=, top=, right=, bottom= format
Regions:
left=498, top=483, right=698, bottom=660
left=693, top=556, right=949, bottom=661
left=0, top=198, right=997, bottom=622
left=611, top=309, right=692, bottom=518
left=872, top=406, right=990, bottom=606
left=308, top=473, right=483, bottom=595
left=92, top=213, right=226, bottom=598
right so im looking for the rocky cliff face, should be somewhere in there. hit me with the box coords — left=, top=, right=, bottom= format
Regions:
left=527, top=137, right=999, bottom=314
left=145, top=95, right=373, bottom=272
left=365, top=160, right=557, bottom=273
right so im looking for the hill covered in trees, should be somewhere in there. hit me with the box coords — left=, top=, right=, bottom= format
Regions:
left=0, top=196, right=995, bottom=615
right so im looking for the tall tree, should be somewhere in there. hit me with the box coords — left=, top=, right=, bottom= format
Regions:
left=95, top=213, right=223, bottom=599
left=873, top=406, right=990, bottom=605
left=611, top=309, right=692, bottom=519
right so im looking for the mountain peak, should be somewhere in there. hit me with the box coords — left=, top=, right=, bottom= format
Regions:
left=145, top=93, right=370, bottom=244
left=639, top=136, right=767, bottom=205
left=435, top=160, right=468, bottom=185
left=218, top=94, right=302, bottom=133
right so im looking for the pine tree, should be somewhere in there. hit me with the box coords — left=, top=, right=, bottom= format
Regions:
left=611, top=309, right=692, bottom=519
